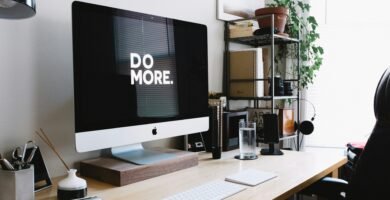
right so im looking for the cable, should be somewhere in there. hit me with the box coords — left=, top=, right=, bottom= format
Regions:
left=291, top=98, right=316, bottom=121
left=291, top=98, right=317, bottom=150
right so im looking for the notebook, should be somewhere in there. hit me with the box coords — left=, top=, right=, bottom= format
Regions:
left=225, top=169, right=277, bottom=186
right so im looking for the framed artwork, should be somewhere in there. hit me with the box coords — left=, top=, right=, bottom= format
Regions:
left=217, top=0, right=265, bottom=21
left=247, top=108, right=272, bottom=131
left=247, top=108, right=272, bottom=142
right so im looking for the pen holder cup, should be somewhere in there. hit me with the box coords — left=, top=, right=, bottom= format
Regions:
left=0, top=166, right=34, bottom=200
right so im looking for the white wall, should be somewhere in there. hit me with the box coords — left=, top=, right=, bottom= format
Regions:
left=0, top=0, right=224, bottom=177
left=304, top=0, right=390, bottom=147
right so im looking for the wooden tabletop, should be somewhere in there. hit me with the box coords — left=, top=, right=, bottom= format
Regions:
left=36, top=150, right=347, bottom=200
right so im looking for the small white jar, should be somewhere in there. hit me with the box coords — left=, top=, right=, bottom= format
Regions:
left=57, top=169, right=87, bottom=200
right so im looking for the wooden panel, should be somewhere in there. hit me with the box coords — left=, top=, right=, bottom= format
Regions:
left=331, top=169, right=339, bottom=178
left=80, top=149, right=198, bottom=186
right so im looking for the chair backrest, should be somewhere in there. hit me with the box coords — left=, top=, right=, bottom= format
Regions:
left=374, top=67, right=390, bottom=123
left=348, top=67, right=390, bottom=199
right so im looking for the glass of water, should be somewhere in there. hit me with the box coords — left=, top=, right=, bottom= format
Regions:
left=236, top=121, right=258, bottom=160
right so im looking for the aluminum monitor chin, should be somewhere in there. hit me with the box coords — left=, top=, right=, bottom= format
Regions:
left=72, top=1, right=209, bottom=153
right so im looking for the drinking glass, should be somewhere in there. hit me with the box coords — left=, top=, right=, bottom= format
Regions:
left=236, top=121, right=258, bottom=160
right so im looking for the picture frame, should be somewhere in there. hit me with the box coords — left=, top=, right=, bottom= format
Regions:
left=247, top=108, right=272, bottom=141
left=247, top=108, right=272, bottom=129
left=24, top=147, right=52, bottom=192
left=217, top=0, right=265, bottom=21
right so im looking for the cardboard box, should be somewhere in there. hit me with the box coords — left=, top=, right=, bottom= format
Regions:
left=229, top=26, right=256, bottom=38
left=229, top=49, right=263, bottom=97
left=229, top=20, right=258, bottom=38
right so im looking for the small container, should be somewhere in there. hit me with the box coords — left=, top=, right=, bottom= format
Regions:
left=284, top=81, right=293, bottom=96
left=235, top=121, right=258, bottom=160
left=57, top=169, right=87, bottom=200
left=0, top=166, right=34, bottom=200
left=269, top=75, right=285, bottom=96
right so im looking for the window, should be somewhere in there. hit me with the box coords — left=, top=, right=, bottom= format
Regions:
left=304, top=0, right=390, bottom=147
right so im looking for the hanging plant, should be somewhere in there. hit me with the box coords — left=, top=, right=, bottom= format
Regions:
left=267, top=0, right=324, bottom=89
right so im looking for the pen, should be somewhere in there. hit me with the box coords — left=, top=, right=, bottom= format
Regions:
left=12, top=147, right=23, bottom=162
left=0, top=158, right=15, bottom=171
left=21, top=140, right=34, bottom=162
left=26, top=145, right=38, bottom=164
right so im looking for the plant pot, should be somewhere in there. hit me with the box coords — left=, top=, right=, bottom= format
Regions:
left=255, top=7, right=289, bottom=34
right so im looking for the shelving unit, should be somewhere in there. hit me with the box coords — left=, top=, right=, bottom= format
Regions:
left=223, top=14, right=302, bottom=150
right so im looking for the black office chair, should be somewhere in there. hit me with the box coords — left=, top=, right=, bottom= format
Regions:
left=302, top=67, right=390, bottom=200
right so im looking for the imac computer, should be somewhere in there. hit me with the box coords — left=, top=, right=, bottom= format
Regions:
left=72, top=2, right=209, bottom=165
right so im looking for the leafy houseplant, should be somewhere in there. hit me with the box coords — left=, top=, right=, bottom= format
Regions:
left=267, top=0, right=324, bottom=89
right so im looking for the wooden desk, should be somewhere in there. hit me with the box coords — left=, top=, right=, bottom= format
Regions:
left=36, top=150, right=347, bottom=200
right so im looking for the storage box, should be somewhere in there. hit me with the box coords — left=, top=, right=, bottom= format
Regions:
left=0, top=166, right=34, bottom=200
left=229, top=20, right=258, bottom=38
left=229, top=49, right=264, bottom=97
left=229, top=26, right=256, bottom=38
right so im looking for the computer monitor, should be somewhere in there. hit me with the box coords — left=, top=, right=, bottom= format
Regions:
left=72, top=2, right=209, bottom=164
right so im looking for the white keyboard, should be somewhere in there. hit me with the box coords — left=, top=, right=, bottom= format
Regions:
left=163, top=180, right=246, bottom=200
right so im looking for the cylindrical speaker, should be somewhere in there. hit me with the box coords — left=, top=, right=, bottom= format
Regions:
left=263, top=114, right=280, bottom=143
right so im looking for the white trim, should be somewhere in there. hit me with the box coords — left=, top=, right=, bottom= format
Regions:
left=75, top=117, right=209, bottom=152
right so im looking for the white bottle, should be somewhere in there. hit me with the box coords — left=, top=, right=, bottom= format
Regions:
left=57, top=169, right=87, bottom=200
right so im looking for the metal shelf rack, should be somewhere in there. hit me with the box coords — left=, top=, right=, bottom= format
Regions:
left=223, top=14, right=302, bottom=150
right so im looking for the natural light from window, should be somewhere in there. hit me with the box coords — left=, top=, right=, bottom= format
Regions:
left=304, top=0, right=390, bottom=148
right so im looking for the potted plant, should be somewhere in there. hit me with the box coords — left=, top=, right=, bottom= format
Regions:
left=255, top=6, right=289, bottom=34
left=264, top=0, right=324, bottom=89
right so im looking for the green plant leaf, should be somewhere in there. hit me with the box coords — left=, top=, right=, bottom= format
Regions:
left=318, top=47, right=324, bottom=54
left=307, top=16, right=318, bottom=26
left=304, top=4, right=311, bottom=11
left=268, top=0, right=323, bottom=89
left=297, top=1, right=304, bottom=9
left=312, top=46, right=318, bottom=53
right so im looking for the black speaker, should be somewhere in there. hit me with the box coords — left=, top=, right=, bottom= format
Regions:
left=200, top=106, right=222, bottom=159
left=263, top=114, right=279, bottom=143
left=299, top=120, right=314, bottom=135
left=261, top=113, right=283, bottom=155
left=210, top=106, right=221, bottom=159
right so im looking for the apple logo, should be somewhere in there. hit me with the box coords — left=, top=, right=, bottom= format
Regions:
left=152, top=127, right=157, bottom=135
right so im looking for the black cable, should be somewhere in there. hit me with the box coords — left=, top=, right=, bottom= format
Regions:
left=291, top=98, right=316, bottom=121
left=291, top=98, right=316, bottom=149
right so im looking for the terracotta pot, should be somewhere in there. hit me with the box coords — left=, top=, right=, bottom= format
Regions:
left=255, top=7, right=289, bottom=33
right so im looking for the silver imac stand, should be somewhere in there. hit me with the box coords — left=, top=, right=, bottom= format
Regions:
left=111, top=143, right=176, bottom=165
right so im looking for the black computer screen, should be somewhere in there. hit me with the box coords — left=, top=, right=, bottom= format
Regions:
left=72, top=2, right=208, bottom=133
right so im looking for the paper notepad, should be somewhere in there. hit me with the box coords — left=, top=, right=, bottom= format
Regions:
left=225, top=169, right=277, bottom=186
